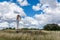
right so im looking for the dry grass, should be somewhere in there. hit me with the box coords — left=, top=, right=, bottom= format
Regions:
left=0, top=30, right=60, bottom=40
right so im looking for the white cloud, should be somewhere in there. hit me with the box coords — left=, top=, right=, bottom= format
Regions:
left=57, top=3, right=60, bottom=7
left=0, top=0, right=60, bottom=29
left=17, top=0, right=29, bottom=6
left=58, top=24, right=60, bottom=26
left=23, top=17, right=39, bottom=25
left=9, top=0, right=60, bottom=29
left=0, top=1, right=26, bottom=20
left=32, top=3, right=41, bottom=11
left=0, top=22, right=9, bottom=28
left=0, top=1, right=27, bottom=29
left=9, top=17, right=39, bottom=29
left=32, top=0, right=60, bottom=29
left=40, top=0, right=57, bottom=8
left=32, top=3, right=50, bottom=11
left=32, top=0, right=59, bottom=11
left=16, top=17, right=40, bottom=29
left=10, top=22, right=16, bottom=28
left=34, top=14, right=52, bottom=27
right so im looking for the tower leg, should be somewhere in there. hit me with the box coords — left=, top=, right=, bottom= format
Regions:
left=16, top=20, right=19, bottom=33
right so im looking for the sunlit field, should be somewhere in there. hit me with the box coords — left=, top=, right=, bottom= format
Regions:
left=0, top=30, right=60, bottom=40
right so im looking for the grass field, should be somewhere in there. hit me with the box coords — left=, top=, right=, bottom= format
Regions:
left=0, top=30, right=60, bottom=40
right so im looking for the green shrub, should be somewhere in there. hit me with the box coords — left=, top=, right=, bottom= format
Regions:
left=44, top=24, right=60, bottom=31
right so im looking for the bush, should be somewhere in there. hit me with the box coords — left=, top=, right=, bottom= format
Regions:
left=44, top=24, right=60, bottom=31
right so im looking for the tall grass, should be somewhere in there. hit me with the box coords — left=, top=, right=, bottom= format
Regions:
left=0, top=30, right=60, bottom=40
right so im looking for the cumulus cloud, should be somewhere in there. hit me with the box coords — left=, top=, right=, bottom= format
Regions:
left=0, top=1, right=26, bottom=29
left=0, top=1, right=39, bottom=29
left=40, top=0, right=57, bottom=8
left=9, top=0, right=60, bottom=29
left=32, top=3, right=41, bottom=11
left=20, top=17, right=39, bottom=29
left=0, top=0, right=60, bottom=29
left=33, top=0, right=60, bottom=28
left=17, top=0, right=30, bottom=6
left=10, top=22, right=16, bottom=28
left=0, top=1, right=26, bottom=20
left=0, top=22, right=9, bottom=28
left=32, top=0, right=59, bottom=11
left=6, top=17, right=39, bottom=29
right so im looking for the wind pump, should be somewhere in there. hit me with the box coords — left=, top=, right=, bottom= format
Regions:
left=16, top=15, right=21, bottom=33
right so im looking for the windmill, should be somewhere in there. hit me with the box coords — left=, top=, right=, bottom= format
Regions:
left=16, top=15, right=21, bottom=33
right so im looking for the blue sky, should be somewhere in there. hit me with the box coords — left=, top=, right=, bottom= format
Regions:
left=0, top=0, right=60, bottom=29
left=0, top=0, right=42, bottom=17
left=0, top=0, right=59, bottom=17
left=16, top=0, right=42, bottom=17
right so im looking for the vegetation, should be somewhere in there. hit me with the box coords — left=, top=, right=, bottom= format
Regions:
left=0, top=30, right=60, bottom=40
left=3, top=27, right=39, bottom=30
left=0, top=23, right=60, bottom=40
left=43, top=24, right=60, bottom=31
left=3, top=27, right=15, bottom=30
left=20, top=28, right=39, bottom=30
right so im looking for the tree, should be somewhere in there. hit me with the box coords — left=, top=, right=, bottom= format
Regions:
left=44, top=24, right=60, bottom=31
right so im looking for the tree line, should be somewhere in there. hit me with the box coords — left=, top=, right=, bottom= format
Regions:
left=2, top=23, right=60, bottom=31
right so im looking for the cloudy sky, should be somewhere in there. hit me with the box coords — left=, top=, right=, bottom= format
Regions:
left=0, top=0, right=60, bottom=29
